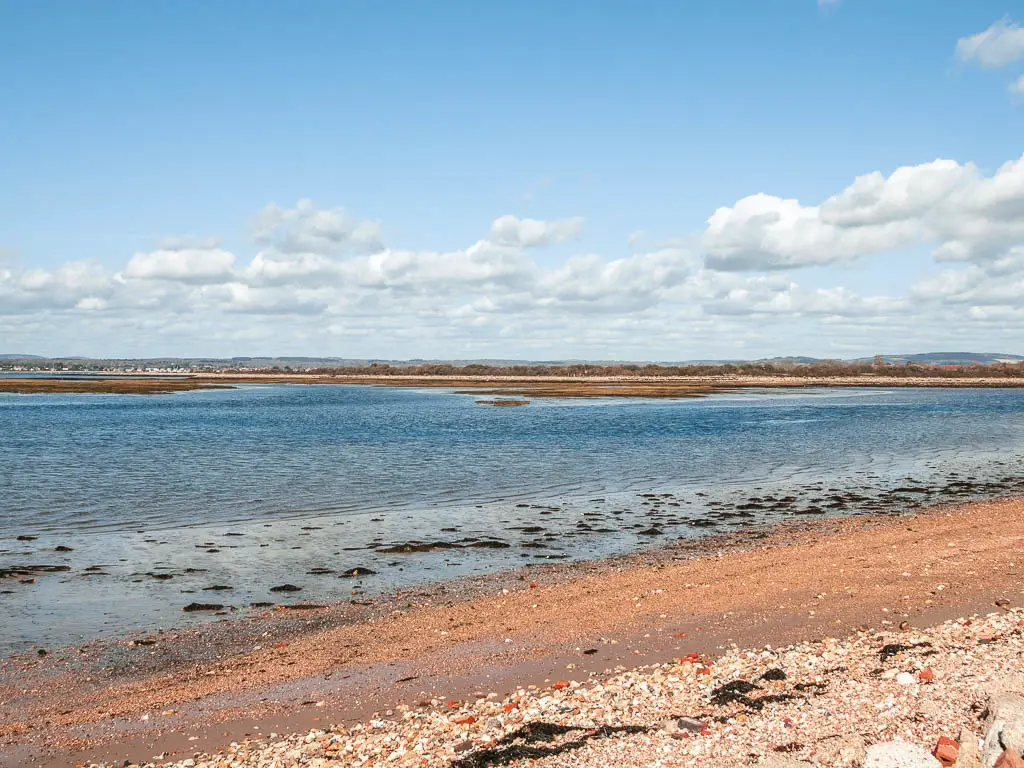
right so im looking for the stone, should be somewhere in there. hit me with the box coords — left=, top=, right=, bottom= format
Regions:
left=662, top=716, right=709, bottom=737
left=270, top=584, right=303, bottom=592
left=982, top=693, right=1024, bottom=768
left=897, top=672, right=917, bottom=685
left=813, top=733, right=867, bottom=768
left=954, top=729, right=982, bottom=768
left=182, top=602, right=223, bottom=612
left=920, top=668, right=936, bottom=682
left=934, top=736, right=959, bottom=767
left=339, top=567, right=377, bottom=578
left=863, top=741, right=941, bottom=768
left=995, top=752, right=1024, bottom=768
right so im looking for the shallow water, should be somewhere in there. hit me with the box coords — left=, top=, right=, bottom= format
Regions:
left=2, top=384, right=1023, bottom=653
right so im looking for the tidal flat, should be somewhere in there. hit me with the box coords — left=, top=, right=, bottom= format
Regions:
left=3, top=384, right=1024, bottom=654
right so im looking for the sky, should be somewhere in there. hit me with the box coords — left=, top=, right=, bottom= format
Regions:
left=3, top=1, right=1024, bottom=361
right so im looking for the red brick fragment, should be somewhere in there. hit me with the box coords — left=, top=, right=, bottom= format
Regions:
left=919, top=667, right=935, bottom=682
left=933, top=736, right=959, bottom=767
left=553, top=680, right=571, bottom=690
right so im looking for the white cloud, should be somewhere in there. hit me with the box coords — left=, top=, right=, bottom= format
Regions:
left=0, top=260, right=113, bottom=314
left=5, top=189, right=1024, bottom=358
left=489, top=215, right=584, bottom=248
left=703, top=156, right=1024, bottom=271
left=252, top=198, right=383, bottom=254
left=956, top=17, right=1024, bottom=69
left=123, top=246, right=236, bottom=282
left=1011, top=74, right=1024, bottom=93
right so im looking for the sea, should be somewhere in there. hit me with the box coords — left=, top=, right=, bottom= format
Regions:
left=2, top=382, right=1023, bottom=653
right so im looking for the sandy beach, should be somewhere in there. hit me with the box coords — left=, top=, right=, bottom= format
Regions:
left=3, top=496, right=1024, bottom=767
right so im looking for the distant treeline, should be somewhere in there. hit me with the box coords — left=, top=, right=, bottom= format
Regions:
left=6, top=359, right=1024, bottom=378
left=291, top=361, right=1024, bottom=379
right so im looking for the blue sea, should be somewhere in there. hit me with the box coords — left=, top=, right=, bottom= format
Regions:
left=1, top=383, right=1023, bottom=653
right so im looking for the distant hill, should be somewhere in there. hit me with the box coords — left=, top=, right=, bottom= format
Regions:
left=2, top=352, right=1022, bottom=368
left=853, top=352, right=1024, bottom=366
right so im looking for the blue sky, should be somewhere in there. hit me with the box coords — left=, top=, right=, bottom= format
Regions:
left=3, top=1, right=1024, bottom=359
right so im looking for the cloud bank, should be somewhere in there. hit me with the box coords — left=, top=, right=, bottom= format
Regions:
left=5, top=151, right=1024, bottom=358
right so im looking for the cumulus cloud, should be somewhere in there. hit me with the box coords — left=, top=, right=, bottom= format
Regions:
left=252, top=198, right=383, bottom=255
left=489, top=215, right=584, bottom=248
left=0, top=260, right=113, bottom=314
left=702, top=156, right=1024, bottom=270
left=956, top=17, right=1024, bottom=69
left=123, top=245, right=236, bottom=282
left=5, top=188, right=1024, bottom=358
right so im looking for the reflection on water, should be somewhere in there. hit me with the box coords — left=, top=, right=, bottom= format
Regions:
left=1, top=384, right=1023, bottom=653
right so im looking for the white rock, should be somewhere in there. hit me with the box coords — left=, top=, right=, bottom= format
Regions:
left=896, top=672, right=916, bottom=685
left=813, top=733, right=867, bottom=768
left=954, top=728, right=982, bottom=768
left=982, top=693, right=1024, bottom=767
left=863, top=741, right=940, bottom=768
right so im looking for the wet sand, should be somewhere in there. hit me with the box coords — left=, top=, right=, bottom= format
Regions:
left=3, top=496, right=1023, bottom=767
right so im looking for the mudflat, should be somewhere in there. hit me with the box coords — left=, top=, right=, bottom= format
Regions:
left=2, top=496, right=1022, bottom=767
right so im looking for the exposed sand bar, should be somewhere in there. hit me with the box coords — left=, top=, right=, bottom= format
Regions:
left=3, top=497, right=1023, bottom=766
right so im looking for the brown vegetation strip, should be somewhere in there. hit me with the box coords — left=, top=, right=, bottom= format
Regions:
left=454, top=382, right=725, bottom=398
left=0, top=378, right=233, bottom=395
left=7, top=373, right=1024, bottom=398
left=3, top=497, right=1023, bottom=764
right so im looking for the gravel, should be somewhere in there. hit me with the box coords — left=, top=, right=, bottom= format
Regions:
left=79, top=608, right=1024, bottom=768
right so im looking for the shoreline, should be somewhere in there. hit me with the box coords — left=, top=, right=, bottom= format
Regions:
left=4, top=496, right=1024, bottom=767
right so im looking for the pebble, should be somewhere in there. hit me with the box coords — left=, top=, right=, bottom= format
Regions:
left=864, top=741, right=941, bottom=767
left=80, top=609, right=1024, bottom=768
